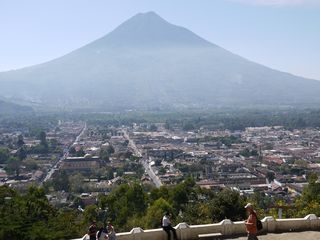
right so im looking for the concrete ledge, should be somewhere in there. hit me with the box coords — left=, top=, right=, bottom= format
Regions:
left=74, top=215, right=320, bottom=240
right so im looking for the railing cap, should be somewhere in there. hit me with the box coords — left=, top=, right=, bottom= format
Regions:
left=304, top=214, right=318, bottom=220
left=130, top=227, right=144, bottom=234
left=176, top=222, right=190, bottom=229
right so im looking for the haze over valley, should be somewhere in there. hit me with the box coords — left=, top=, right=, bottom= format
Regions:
left=1, top=12, right=320, bottom=111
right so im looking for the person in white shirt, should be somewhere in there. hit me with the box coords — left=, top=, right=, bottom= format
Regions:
left=162, top=212, right=178, bottom=240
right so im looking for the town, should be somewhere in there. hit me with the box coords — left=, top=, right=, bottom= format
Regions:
left=1, top=113, right=319, bottom=215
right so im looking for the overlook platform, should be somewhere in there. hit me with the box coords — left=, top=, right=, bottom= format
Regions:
left=75, top=214, right=320, bottom=240
left=78, top=230, right=320, bottom=240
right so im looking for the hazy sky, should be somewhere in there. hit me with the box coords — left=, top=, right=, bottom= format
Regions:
left=1, top=0, right=320, bottom=80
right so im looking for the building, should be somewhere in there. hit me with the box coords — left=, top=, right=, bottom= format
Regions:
left=61, top=154, right=101, bottom=172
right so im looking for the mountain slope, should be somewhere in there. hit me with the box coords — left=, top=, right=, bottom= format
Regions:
left=0, top=11, right=320, bottom=110
left=0, top=99, right=33, bottom=115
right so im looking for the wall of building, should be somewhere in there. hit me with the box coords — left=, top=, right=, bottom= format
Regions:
left=75, top=214, right=319, bottom=240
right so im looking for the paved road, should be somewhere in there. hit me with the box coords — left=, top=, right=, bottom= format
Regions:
left=75, top=122, right=87, bottom=143
left=141, top=158, right=162, bottom=188
left=122, top=130, right=142, bottom=157
left=42, top=122, right=87, bottom=183
left=122, top=129, right=162, bottom=188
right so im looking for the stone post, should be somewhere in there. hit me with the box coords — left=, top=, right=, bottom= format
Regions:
left=221, top=219, right=233, bottom=236
left=130, top=227, right=144, bottom=240
left=263, top=216, right=276, bottom=233
left=176, top=222, right=190, bottom=240
left=304, top=214, right=318, bottom=230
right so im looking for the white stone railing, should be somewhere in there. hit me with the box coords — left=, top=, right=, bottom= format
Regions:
left=73, top=214, right=319, bottom=240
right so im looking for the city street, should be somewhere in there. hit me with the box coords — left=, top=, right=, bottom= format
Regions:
left=42, top=122, right=87, bottom=183
left=123, top=129, right=162, bottom=188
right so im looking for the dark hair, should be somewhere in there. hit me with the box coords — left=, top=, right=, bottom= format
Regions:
left=97, top=228, right=103, bottom=238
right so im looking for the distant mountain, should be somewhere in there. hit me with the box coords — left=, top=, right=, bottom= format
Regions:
left=0, top=99, right=33, bottom=115
left=0, top=11, right=320, bottom=110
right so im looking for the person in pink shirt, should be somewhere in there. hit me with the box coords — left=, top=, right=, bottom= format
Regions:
left=244, top=203, right=259, bottom=240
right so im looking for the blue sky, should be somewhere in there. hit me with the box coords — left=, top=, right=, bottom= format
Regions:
left=1, top=0, right=320, bottom=80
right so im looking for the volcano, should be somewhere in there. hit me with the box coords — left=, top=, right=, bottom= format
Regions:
left=0, top=11, right=319, bottom=110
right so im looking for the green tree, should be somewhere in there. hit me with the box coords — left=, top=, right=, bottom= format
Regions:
left=169, top=178, right=196, bottom=210
left=24, top=158, right=39, bottom=171
left=154, top=159, right=162, bottom=166
left=294, top=173, right=320, bottom=217
left=266, top=171, right=275, bottom=182
left=106, top=167, right=114, bottom=180
left=170, top=182, right=189, bottom=210
left=17, top=134, right=25, bottom=147
left=126, top=183, right=147, bottom=213
left=0, top=147, right=9, bottom=164
left=69, top=173, right=85, bottom=193
left=76, top=148, right=85, bottom=157
left=210, top=189, right=246, bottom=222
left=149, top=124, right=157, bottom=132
left=0, top=185, right=84, bottom=240
left=100, top=149, right=110, bottom=162
left=99, top=183, right=147, bottom=230
left=5, top=157, right=22, bottom=178
left=52, top=170, right=70, bottom=191
left=49, top=138, right=59, bottom=152
left=38, top=131, right=48, bottom=148
left=239, top=148, right=251, bottom=157
left=69, top=146, right=76, bottom=155
left=307, top=172, right=318, bottom=183
left=182, top=122, right=195, bottom=131
left=158, top=167, right=166, bottom=175
left=143, top=198, right=173, bottom=229
left=105, top=145, right=115, bottom=154
left=182, top=202, right=211, bottom=224
left=83, top=205, right=99, bottom=224
left=16, top=147, right=27, bottom=160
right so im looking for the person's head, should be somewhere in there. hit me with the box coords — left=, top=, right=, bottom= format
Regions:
left=165, top=211, right=170, bottom=216
left=92, top=220, right=96, bottom=225
left=244, top=203, right=254, bottom=213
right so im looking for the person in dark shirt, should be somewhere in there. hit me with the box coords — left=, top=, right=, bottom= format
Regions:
left=88, top=220, right=97, bottom=240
